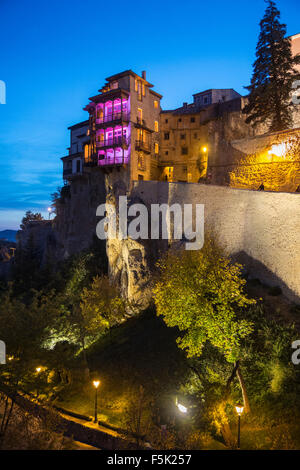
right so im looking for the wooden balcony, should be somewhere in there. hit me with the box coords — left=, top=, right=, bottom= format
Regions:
left=135, top=140, right=151, bottom=153
left=96, top=136, right=129, bottom=149
left=95, top=112, right=130, bottom=127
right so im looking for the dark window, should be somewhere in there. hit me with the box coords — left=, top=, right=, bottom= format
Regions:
left=164, top=132, right=170, bottom=140
left=180, top=134, right=185, bottom=140
left=165, top=119, right=168, bottom=123
left=181, top=147, right=188, bottom=155
left=178, top=118, right=182, bottom=122
left=76, top=160, right=81, bottom=173
left=194, top=133, right=198, bottom=138
left=165, top=151, right=169, bottom=155
left=138, top=174, right=144, bottom=180
left=191, top=117, right=195, bottom=123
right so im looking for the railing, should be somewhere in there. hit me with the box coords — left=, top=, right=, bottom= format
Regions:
left=98, top=156, right=129, bottom=166
left=96, top=112, right=129, bottom=124
left=96, top=136, right=129, bottom=147
left=135, top=140, right=150, bottom=152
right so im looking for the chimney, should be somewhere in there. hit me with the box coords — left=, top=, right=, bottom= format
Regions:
left=183, top=102, right=188, bottom=108
left=142, top=70, right=146, bottom=80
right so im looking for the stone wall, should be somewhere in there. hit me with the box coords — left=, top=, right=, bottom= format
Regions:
left=210, top=128, right=300, bottom=191
left=55, top=169, right=106, bottom=258
left=107, top=181, right=300, bottom=305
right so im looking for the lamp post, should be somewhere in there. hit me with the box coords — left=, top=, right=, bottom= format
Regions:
left=47, top=207, right=52, bottom=220
left=35, top=366, right=42, bottom=398
left=201, top=146, right=209, bottom=179
left=235, top=404, right=244, bottom=449
left=93, top=380, right=100, bottom=423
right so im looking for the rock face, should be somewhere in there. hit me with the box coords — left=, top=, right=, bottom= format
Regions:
left=16, top=220, right=59, bottom=265
left=55, top=169, right=106, bottom=258
left=13, top=127, right=300, bottom=308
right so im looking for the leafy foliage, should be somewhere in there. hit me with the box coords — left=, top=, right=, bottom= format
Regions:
left=20, top=211, right=44, bottom=230
left=153, top=239, right=255, bottom=362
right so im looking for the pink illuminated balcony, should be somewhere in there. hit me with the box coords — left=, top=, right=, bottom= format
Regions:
left=98, top=148, right=130, bottom=166
left=96, top=136, right=129, bottom=148
left=96, top=112, right=129, bottom=125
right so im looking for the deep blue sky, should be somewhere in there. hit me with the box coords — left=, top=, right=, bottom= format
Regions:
left=0, top=0, right=299, bottom=230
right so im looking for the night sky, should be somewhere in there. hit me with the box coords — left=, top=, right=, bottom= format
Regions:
left=0, top=0, right=299, bottom=230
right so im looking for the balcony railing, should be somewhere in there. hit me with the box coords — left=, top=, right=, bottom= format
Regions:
left=96, top=136, right=129, bottom=148
left=96, top=112, right=129, bottom=125
left=98, top=156, right=129, bottom=166
left=135, top=140, right=151, bottom=152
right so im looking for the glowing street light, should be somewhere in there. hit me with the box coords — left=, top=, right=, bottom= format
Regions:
left=47, top=207, right=52, bottom=220
left=202, top=146, right=208, bottom=154
left=36, top=367, right=42, bottom=373
left=93, top=380, right=100, bottom=423
left=235, top=404, right=244, bottom=449
left=177, top=403, right=187, bottom=414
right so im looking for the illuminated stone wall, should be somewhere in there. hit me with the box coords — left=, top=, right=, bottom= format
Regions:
left=108, top=180, right=300, bottom=305
left=210, top=128, right=300, bottom=192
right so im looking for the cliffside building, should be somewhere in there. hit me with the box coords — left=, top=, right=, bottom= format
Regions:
left=61, top=120, right=89, bottom=180
left=62, top=56, right=300, bottom=191
left=82, top=70, right=162, bottom=183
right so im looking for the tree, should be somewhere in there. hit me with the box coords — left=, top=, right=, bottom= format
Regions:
left=243, top=0, right=300, bottom=132
left=59, top=265, right=127, bottom=369
left=153, top=238, right=255, bottom=413
left=0, top=288, right=59, bottom=445
left=20, top=211, right=44, bottom=230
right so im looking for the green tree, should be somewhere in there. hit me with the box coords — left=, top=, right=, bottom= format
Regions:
left=20, top=211, right=44, bottom=230
left=0, top=288, right=59, bottom=445
left=59, top=264, right=126, bottom=369
left=153, top=239, right=255, bottom=413
left=243, top=0, right=300, bottom=131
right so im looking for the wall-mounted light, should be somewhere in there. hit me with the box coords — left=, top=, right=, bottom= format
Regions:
left=268, top=141, right=292, bottom=157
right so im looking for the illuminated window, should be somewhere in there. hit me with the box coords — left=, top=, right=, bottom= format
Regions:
left=154, top=100, right=158, bottom=108
left=137, top=108, right=143, bottom=121
left=137, top=80, right=142, bottom=100
left=155, top=121, right=159, bottom=132
left=155, top=143, right=159, bottom=154
left=84, top=144, right=90, bottom=161
left=164, top=166, right=173, bottom=182
left=135, top=79, right=138, bottom=91
left=142, top=83, right=145, bottom=96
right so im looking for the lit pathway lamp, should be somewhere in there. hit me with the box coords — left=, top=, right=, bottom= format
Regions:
left=47, top=207, right=52, bottom=220
left=201, top=146, right=209, bottom=179
left=93, top=380, right=100, bottom=423
left=175, top=397, right=188, bottom=414
left=235, top=404, right=244, bottom=449
left=35, top=366, right=42, bottom=398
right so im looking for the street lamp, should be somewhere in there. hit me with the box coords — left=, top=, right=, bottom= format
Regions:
left=47, top=207, right=53, bottom=219
left=235, top=404, right=244, bottom=449
left=93, top=380, right=100, bottom=423
left=177, top=403, right=187, bottom=413
left=36, top=366, right=42, bottom=373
